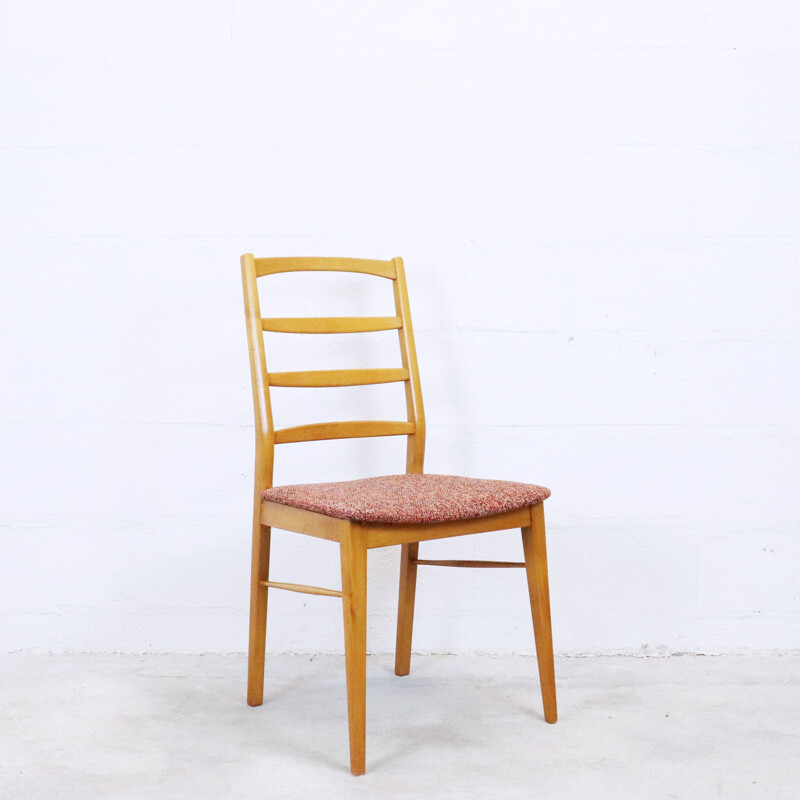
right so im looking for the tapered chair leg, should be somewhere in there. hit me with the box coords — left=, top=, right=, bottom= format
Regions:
left=340, top=525, right=368, bottom=775
left=394, top=541, right=419, bottom=676
left=521, top=502, right=557, bottom=723
left=247, top=504, right=271, bottom=706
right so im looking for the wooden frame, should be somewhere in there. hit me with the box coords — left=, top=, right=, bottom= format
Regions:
left=241, top=254, right=556, bottom=775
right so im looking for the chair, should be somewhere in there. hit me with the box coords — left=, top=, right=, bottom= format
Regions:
left=241, top=254, right=557, bottom=775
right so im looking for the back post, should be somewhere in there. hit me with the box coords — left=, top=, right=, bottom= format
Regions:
left=392, top=257, right=426, bottom=474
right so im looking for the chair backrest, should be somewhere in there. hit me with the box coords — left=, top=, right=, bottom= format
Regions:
left=241, top=255, right=426, bottom=490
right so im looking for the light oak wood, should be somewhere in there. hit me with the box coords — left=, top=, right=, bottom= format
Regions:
left=392, top=257, right=425, bottom=474
left=241, top=254, right=275, bottom=488
left=242, top=254, right=275, bottom=709
left=260, top=580, right=342, bottom=598
left=262, top=316, right=402, bottom=334
left=340, top=524, right=368, bottom=775
left=247, top=516, right=270, bottom=707
left=268, top=368, right=409, bottom=388
left=394, top=542, right=418, bottom=676
left=255, top=256, right=396, bottom=279
left=522, top=503, right=557, bottom=724
left=413, top=559, right=526, bottom=568
left=241, top=254, right=556, bottom=774
left=261, top=501, right=348, bottom=543
left=362, top=506, right=532, bottom=549
left=273, top=420, right=414, bottom=445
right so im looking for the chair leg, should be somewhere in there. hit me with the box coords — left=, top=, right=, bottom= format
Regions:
left=521, top=503, right=557, bottom=723
left=247, top=503, right=271, bottom=707
left=340, top=524, right=368, bottom=775
left=394, top=541, right=419, bottom=676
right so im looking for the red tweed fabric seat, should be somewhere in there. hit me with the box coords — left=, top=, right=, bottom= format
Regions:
left=262, top=473, right=550, bottom=525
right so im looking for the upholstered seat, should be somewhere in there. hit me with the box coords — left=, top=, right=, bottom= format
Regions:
left=263, top=474, right=551, bottom=525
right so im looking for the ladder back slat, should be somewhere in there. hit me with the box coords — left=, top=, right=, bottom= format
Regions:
left=262, top=316, right=402, bottom=334
left=268, top=368, right=409, bottom=388
left=274, top=420, right=415, bottom=444
left=255, top=257, right=396, bottom=279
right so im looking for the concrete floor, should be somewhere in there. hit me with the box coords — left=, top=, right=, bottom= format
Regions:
left=0, top=653, right=798, bottom=799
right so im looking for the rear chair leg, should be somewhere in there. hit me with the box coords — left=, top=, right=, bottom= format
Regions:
left=247, top=498, right=271, bottom=707
left=394, top=541, right=419, bottom=676
left=521, top=503, right=557, bottom=723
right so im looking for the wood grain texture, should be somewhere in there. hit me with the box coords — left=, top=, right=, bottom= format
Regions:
left=242, top=253, right=275, bottom=709
left=246, top=514, right=270, bottom=706
left=522, top=503, right=558, bottom=724
left=267, top=368, right=409, bottom=388
left=241, top=254, right=275, bottom=488
left=260, top=580, right=342, bottom=598
left=255, top=256, right=396, bottom=279
left=394, top=541, right=419, bottom=677
left=262, top=316, right=402, bottom=334
left=273, top=420, right=414, bottom=444
left=340, top=524, right=368, bottom=775
left=362, top=506, right=532, bottom=549
left=392, top=257, right=426, bottom=473
left=413, top=559, right=526, bottom=568
left=261, top=501, right=349, bottom=542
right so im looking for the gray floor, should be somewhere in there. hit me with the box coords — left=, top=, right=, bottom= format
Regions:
left=1, top=653, right=798, bottom=799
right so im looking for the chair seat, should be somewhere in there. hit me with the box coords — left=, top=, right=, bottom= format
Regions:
left=262, top=473, right=551, bottom=525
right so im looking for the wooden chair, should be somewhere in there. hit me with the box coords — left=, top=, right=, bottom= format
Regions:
left=241, top=254, right=557, bottom=775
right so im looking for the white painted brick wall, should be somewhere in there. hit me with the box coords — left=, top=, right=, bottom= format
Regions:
left=1, top=1, right=798, bottom=655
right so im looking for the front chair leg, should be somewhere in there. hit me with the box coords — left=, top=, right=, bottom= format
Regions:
left=394, top=541, right=419, bottom=676
left=340, top=524, right=368, bottom=775
left=521, top=502, right=557, bottom=723
left=247, top=511, right=271, bottom=706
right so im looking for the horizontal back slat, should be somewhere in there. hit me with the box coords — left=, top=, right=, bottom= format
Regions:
left=268, top=368, right=409, bottom=388
left=255, top=257, right=396, bottom=279
left=274, top=420, right=415, bottom=444
left=262, top=316, right=402, bottom=334
left=242, top=253, right=425, bottom=479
